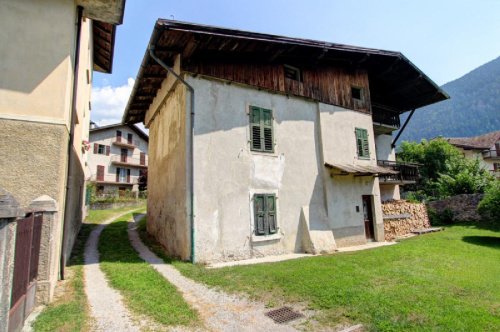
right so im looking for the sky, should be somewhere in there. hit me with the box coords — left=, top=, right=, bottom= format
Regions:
left=90, top=0, right=500, bottom=126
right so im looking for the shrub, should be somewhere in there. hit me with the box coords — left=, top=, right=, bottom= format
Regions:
left=428, top=207, right=454, bottom=225
left=477, top=181, right=500, bottom=222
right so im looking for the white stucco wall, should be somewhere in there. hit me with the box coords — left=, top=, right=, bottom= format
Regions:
left=186, top=76, right=384, bottom=263
left=88, top=126, right=148, bottom=190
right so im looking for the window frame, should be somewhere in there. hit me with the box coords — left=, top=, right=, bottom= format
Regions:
left=355, top=127, right=370, bottom=159
left=249, top=105, right=274, bottom=153
left=97, top=144, right=106, bottom=155
left=351, top=86, right=364, bottom=101
left=253, top=193, right=278, bottom=237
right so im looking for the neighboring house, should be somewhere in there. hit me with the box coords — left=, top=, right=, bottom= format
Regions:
left=123, top=21, right=447, bottom=264
left=446, top=130, right=500, bottom=178
left=0, top=0, right=125, bottom=309
left=88, top=122, right=149, bottom=194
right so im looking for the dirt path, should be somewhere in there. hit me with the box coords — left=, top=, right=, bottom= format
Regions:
left=84, top=212, right=141, bottom=332
left=128, top=214, right=302, bottom=332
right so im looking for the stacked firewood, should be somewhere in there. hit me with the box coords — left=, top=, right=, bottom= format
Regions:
left=382, top=200, right=430, bottom=241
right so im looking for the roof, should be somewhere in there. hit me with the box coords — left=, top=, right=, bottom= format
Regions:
left=78, top=0, right=127, bottom=73
left=446, top=130, right=500, bottom=150
left=325, top=162, right=399, bottom=176
left=90, top=123, right=149, bottom=142
left=123, top=20, right=448, bottom=124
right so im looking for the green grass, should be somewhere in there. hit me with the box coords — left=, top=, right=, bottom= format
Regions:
left=32, top=224, right=92, bottom=332
left=85, top=204, right=146, bottom=224
left=170, top=225, right=500, bottom=331
left=98, top=212, right=199, bottom=327
left=32, top=205, right=148, bottom=331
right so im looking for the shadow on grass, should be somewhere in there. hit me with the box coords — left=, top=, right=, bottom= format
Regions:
left=462, top=235, right=500, bottom=249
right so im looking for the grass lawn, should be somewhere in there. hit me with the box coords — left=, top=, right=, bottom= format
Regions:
left=98, top=212, right=199, bottom=328
left=32, top=205, right=147, bottom=331
left=172, top=224, right=500, bottom=331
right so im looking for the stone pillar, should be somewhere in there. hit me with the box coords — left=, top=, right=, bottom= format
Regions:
left=29, top=195, right=58, bottom=305
left=0, top=188, right=24, bottom=332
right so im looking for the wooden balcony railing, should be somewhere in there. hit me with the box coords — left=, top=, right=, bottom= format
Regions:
left=372, top=110, right=401, bottom=129
left=111, top=155, right=148, bottom=168
left=377, top=160, right=420, bottom=184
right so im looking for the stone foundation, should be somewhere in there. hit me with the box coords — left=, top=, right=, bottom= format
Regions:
left=382, top=200, right=430, bottom=241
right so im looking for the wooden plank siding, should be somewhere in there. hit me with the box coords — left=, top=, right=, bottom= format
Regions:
left=184, top=62, right=371, bottom=113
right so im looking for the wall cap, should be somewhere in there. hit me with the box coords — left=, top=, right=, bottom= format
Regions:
left=29, top=195, right=58, bottom=212
left=0, top=187, right=24, bottom=219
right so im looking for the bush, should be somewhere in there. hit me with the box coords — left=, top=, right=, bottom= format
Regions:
left=477, top=181, right=500, bottom=222
left=428, top=207, right=454, bottom=225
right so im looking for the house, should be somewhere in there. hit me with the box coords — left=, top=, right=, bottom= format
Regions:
left=88, top=122, right=149, bottom=194
left=0, top=0, right=125, bottom=316
left=123, top=21, right=448, bottom=263
left=446, top=130, right=500, bottom=178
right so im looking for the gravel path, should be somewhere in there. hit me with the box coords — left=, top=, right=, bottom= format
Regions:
left=129, top=214, right=301, bottom=332
left=84, top=212, right=141, bottom=332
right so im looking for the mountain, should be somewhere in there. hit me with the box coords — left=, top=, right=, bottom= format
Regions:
left=397, top=56, right=500, bottom=143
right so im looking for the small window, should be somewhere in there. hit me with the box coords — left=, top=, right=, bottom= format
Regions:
left=97, top=144, right=105, bottom=154
left=254, top=194, right=277, bottom=236
left=351, top=86, right=363, bottom=101
left=127, top=133, right=133, bottom=144
left=355, top=128, right=370, bottom=159
left=250, top=106, right=274, bottom=153
left=284, top=64, right=302, bottom=82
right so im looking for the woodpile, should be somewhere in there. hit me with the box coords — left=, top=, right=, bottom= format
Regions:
left=382, top=200, right=430, bottom=241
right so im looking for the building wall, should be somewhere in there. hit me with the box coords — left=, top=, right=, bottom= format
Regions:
left=88, top=125, right=148, bottom=191
left=0, top=0, right=95, bottom=299
left=146, top=81, right=190, bottom=260
left=318, top=103, right=384, bottom=246
left=375, top=133, right=400, bottom=201
left=184, top=76, right=383, bottom=263
left=459, top=147, right=497, bottom=175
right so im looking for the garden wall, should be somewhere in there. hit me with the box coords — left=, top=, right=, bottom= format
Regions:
left=382, top=200, right=430, bottom=241
left=90, top=200, right=145, bottom=210
left=427, top=194, right=483, bottom=222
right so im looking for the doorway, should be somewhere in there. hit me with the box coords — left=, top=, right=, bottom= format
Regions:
left=362, top=195, right=375, bottom=240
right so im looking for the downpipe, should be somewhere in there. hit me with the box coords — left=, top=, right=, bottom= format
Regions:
left=148, top=47, right=196, bottom=263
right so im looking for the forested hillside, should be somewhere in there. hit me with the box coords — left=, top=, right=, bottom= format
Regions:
left=398, top=56, right=500, bottom=143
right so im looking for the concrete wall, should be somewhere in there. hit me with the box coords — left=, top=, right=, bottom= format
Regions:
left=146, top=80, right=190, bottom=260
left=0, top=0, right=96, bottom=299
left=319, top=104, right=384, bottom=246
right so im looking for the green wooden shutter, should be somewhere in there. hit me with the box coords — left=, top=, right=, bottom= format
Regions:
left=250, top=106, right=273, bottom=153
left=355, top=128, right=369, bottom=159
left=266, top=195, right=277, bottom=234
left=254, top=194, right=266, bottom=235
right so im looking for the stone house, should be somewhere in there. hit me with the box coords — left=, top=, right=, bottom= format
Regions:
left=0, top=0, right=125, bottom=309
left=88, top=122, right=149, bottom=194
left=123, top=21, right=447, bottom=263
left=446, top=130, right=500, bottom=178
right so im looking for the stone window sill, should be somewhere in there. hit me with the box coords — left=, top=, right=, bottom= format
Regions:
left=251, top=233, right=283, bottom=243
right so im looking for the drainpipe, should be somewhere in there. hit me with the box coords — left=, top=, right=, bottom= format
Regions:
left=61, top=6, right=83, bottom=280
left=391, top=109, right=415, bottom=149
left=148, top=47, right=196, bottom=263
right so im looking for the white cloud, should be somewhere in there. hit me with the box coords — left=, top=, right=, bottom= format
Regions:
left=91, top=78, right=134, bottom=126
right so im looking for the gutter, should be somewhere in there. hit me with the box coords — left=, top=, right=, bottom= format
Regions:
left=61, top=6, right=83, bottom=280
left=148, top=46, right=196, bottom=263
left=391, top=109, right=415, bottom=149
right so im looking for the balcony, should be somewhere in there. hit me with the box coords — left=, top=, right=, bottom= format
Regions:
left=111, top=155, right=148, bottom=168
left=377, top=160, right=420, bottom=184
left=112, top=136, right=137, bottom=149
left=91, top=174, right=134, bottom=186
left=372, top=109, right=401, bottom=134
left=482, top=149, right=500, bottom=159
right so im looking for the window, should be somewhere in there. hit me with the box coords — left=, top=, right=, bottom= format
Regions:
left=250, top=106, right=274, bottom=153
left=93, top=144, right=110, bottom=155
left=284, top=64, right=302, bottom=82
left=127, top=133, right=133, bottom=144
left=97, top=144, right=106, bottom=154
left=253, top=194, right=277, bottom=236
left=355, top=128, right=370, bottom=159
left=494, top=163, right=500, bottom=172
left=351, top=86, right=363, bottom=101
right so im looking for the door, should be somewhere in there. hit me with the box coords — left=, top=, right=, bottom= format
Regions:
left=362, top=195, right=375, bottom=240
left=120, top=148, right=127, bottom=162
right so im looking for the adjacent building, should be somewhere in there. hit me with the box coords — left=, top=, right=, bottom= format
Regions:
left=446, top=130, right=500, bottom=178
left=123, top=21, right=448, bottom=263
left=0, top=0, right=125, bottom=313
left=88, top=123, right=149, bottom=194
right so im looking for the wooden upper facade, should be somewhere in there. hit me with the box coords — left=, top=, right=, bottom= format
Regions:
left=123, top=20, right=448, bottom=124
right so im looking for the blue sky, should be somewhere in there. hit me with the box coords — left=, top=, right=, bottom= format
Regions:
left=90, top=0, right=500, bottom=125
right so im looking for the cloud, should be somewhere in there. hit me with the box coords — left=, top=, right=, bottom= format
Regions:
left=91, top=78, right=134, bottom=126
